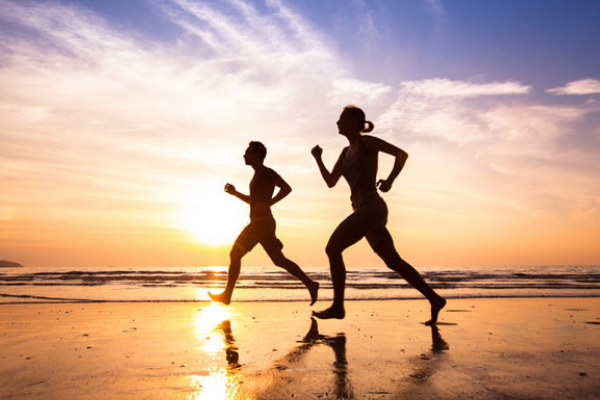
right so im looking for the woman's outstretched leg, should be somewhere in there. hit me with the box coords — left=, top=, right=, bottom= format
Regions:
left=313, top=218, right=366, bottom=320
left=312, top=243, right=347, bottom=319
left=209, top=245, right=246, bottom=305
left=375, top=240, right=446, bottom=325
left=266, top=247, right=320, bottom=305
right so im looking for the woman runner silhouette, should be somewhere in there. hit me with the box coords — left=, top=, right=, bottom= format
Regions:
left=311, top=106, right=446, bottom=324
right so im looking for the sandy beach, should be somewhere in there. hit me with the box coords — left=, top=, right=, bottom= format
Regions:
left=1, top=298, right=599, bottom=400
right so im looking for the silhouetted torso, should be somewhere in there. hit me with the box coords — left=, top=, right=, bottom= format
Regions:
left=341, top=135, right=380, bottom=209
left=249, top=166, right=279, bottom=219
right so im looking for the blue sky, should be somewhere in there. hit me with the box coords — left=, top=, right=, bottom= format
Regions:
left=31, top=0, right=600, bottom=87
left=1, top=0, right=599, bottom=267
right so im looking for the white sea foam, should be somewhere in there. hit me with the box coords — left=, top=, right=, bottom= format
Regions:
left=1, top=265, right=600, bottom=304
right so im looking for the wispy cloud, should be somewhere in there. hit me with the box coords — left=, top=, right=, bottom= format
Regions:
left=399, top=78, right=531, bottom=98
left=0, top=0, right=366, bottom=168
left=377, top=78, right=531, bottom=145
left=376, top=77, right=600, bottom=234
left=0, top=0, right=379, bottom=265
left=546, top=78, right=600, bottom=95
left=330, top=78, right=392, bottom=103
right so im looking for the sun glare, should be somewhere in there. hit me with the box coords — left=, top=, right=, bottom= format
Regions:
left=191, top=304, right=247, bottom=400
left=195, top=303, right=233, bottom=337
left=175, top=186, right=247, bottom=246
left=191, top=368, right=240, bottom=400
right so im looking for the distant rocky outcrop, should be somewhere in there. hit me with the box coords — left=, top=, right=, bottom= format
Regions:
left=0, top=260, right=23, bottom=268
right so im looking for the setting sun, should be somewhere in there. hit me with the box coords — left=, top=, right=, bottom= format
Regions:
left=175, top=185, right=248, bottom=246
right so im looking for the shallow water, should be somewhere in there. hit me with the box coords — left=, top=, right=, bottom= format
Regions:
left=2, top=265, right=600, bottom=304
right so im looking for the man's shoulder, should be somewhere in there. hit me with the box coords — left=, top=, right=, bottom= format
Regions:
left=261, top=166, right=280, bottom=179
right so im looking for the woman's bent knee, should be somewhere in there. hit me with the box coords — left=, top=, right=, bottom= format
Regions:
left=325, top=242, right=342, bottom=258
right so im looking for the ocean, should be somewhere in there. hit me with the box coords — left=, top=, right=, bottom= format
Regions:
left=1, top=265, right=599, bottom=304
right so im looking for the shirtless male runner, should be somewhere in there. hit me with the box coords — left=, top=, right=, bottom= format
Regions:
left=209, top=141, right=319, bottom=305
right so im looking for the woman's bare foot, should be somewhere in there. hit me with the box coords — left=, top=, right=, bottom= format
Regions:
left=208, top=291, right=231, bottom=305
left=308, top=281, right=320, bottom=306
left=312, top=304, right=345, bottom=320
left=425, top=297, right=446, bottom=326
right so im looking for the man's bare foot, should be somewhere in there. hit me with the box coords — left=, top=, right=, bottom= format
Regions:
left=308, top=281, right=320, bottom=306
left=208, top=291, right=231, bottom=305
left=312, top=305, right=345, bottom=320
left=425, top=297, right=446, bottom=326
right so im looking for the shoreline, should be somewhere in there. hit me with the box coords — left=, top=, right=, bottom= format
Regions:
left=3, top=293, right=600, bottom=306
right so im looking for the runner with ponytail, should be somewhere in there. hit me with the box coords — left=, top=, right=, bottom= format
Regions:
left=311, top=105, right=446, bottom=324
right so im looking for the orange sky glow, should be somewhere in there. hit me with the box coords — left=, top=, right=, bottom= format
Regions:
left=1, top=0, right=599, bottom=268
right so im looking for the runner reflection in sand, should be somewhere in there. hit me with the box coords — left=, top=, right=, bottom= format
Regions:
left=275, top=318, right=353, bottom=399
left=209, top=316, right=449, bottom=399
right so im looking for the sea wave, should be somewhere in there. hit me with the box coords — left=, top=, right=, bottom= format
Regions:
left=1, top=265, right=600, bottom=304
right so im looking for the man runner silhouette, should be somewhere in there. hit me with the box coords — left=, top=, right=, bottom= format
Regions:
left=209, top=141, right=319, bottom=305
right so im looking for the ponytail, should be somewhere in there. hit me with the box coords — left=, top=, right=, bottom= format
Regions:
left=343, top=105, right=375, bottom=134
left=362, top=120, right=374, bottom=133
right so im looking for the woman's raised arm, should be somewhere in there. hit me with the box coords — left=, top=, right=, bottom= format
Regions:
left=311, top=145, right=345, bottom=188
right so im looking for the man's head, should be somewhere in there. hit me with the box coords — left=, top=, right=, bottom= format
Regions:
left=244, top=141, right=267, bottom=166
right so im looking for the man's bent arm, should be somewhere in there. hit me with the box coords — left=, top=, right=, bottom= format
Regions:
left=270, top=175, right=292, bottom=206
left=233, top=191, right=251, bottom=203
left=225, top=183, right=250, bottom=203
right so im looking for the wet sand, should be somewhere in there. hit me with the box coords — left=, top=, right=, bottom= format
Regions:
left=1, top=298, right=599, bottom=399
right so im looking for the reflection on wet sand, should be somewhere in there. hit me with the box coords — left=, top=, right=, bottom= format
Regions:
left=3, top=299, right=599, bottom=400
left=407, top=325, right=450, bottom=386
left=430, top=325, right=450, bottom=354
left=274, top=318, right=353, bottom=399
left=192, top=313, right=354, bottom=400
left=190, top=304, right=252, bottom=400
left=189, top=304, right=449, bottom=400
left=266, top=319, right=450, bottom=399
left=220, top=320, right=241, bottom=370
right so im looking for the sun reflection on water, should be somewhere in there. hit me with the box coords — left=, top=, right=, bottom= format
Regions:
left=190, top=368, right=241, bottom=400
left=195, top=303, right=232, bottom=336
left=203, top=334, right=225, bottom=355
left=190, top=303, right=253, bottom=400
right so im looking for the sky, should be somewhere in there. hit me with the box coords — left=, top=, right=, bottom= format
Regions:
left=1, top=0, right=599, bottom=268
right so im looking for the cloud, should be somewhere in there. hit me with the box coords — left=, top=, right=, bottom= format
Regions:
left=330, top=78, right=392, bottom=103
left=546, top=78, right=600, bottom=95
left=379, top=78, right=598, bottom=151
left=399, top=78, right=531, bottom=98
left=0, top=0, right=384, bottom=141
left=0, top=0, right=399, bottom=266
left=0, top=2, right=323, bottom=217
left=377, top=78, right=531, bottom=145
left=0, top=0, right=359, bottom=159
left=376, top=77, right=600, bottom=226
